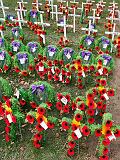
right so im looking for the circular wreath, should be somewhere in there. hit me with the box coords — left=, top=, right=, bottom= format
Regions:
left=0, top=37, right=8, bottom=49
left=28, top=81, right=55, bottom=106
left=95, top=36, right=112, bottom=54
left=11, top=27, right=24, bottom=41
left=27, top=41, right=43, bottom=61
left=26, top=10, right=40, bottom=24
left=80, top=35, right=95, bottom=51
left=0, top=77, right=12, bottom=101
left=0, top=49, right=12, bottom=73
left=8, top=40, right=26, bottom=56
left=13, top=51, right=35, bottom=76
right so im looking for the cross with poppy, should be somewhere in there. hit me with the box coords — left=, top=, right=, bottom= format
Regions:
left=106, top=9, right=120, bottom=24
left=88, top=9, right=101, bottom=24
left=32, top=0, right=42, bottom=12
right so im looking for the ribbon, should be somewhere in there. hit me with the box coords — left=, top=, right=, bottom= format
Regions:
left=31, top=84, right=45, bottom=94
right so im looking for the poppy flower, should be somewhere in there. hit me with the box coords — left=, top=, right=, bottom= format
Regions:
left=65, top=94, right=70, bottom=102
left=6, top=100, right=11, bottom=107
left=71, top=103, right=76, bottom=110
left=95, top=129, right=102, bottom=137
left=59, top=60, right=64, bottom=65
left=114, top=129, right=120, bottom=137
left=5, top=126, right=10, bottom=133
left=47, top=121, right=55, bottom=129
left=47, top=60, right=52, bottom=67
left=83, top=66, right=88, bottom=72
left=87, top=93, right=94, bottom=100
left=89, top=65, right=95, bottom=71
left=28, top=65, right=34, bottom=71
left=88, top=117, right=95, bottom=124
left=33, top=140, right=41, bottom=148
left=102, top=138, right=111, bottom=146
left=53, top=60, right=58, bottom=65
left=56, top=102, right=62, bottom=111
left=26, top=115, right=34, bottom=124
left=100, top=95, right=106, bottom=101
left=103, top=148, right=109, bottom=155
left=105, top=120, right=113, bottom=128
left=0, top=107, right=4, bottom=116
left=21, top=70, right=28, bottom=76
left=55, top=68, right=60, bottom=74
left=46, top=102, right=52, bottom=108
left=78, top=84, right=83, bottom=89
left=5, top=134, right=10, bottom=142
left=2, top=95, right=9, bottom=101
left=87, top=109, right=95, bottom=116
left=61, top=121, right=70, bottom=130
left=99, top=155, right=109, bottom=160
left=36, top=124, right=44, bottom=132
left=12, top=115, right=16, bottom=123
left=48, top=73, right=53, bottom=80
left=100, top=80, right=106, bottom=86
left=67, top=148, right=75, bottom=156
left=75, top=113, right=83, bottom=122
left=43, top=56, right=47, bottom=61
left=71, top=132, right=78, bottom=140
left=57, top=93, right=63, bottom=100
left=65, top=78, right=70, bottom=84
left=102, top=104, right=107, bottom=111
left=95, top=46, right=100, bottom=51
left=78, top=103, right=85, bottom=111
left=37, top=116, right=43, bottom=124
left=107, top=89, right=114, bottom=96
left=97, top=102, right=103, bottom=109
left=37, top=107, right=46, bottom=115
left=82, top=126, right=90, bottom=136
left=34, top=133, right=42, bottom=141
left=78, top=78, right=82, bottom=83
left=63, top=105, right=69, bottom=113
left=71, top=124, right=78, bottom=131
left=66, top=72, right=71, bottom=77
left=30, top=102, right=37, bottom=108
left=54, top=74, right=59, bottom=81
left=14, top=67, right=20, bottom=73
left=3, top=65, right=9, bottom=71
left=68, top=141, right=76, bottom=148
left=71, top=66, right=76, bottom=71
left=103, top=68, right=108, bottom=74
left=61, top=69, right=66, bottom=75
left=105, top=129, right=112, bottom=137
left=4, top=118, right=10, bottom=126
left=19, top=99, right=26, bottom=106
left=80, top=45, right=83, bottom=49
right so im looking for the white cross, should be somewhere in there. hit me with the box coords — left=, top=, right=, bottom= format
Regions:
left=88, top=9, right=100, bottom=24
left=106, top=10, right=120, bottom=23
left=34, top=13, right=50, bottom=30
left=32, top=0, right=42, bottom=12
left=70, top=0, right=79, bottom=4
left=98, top=0, right=106, bottom=4
left=0, top=0, right=9, bottom=19
left=50, top=5, right=62, bottom=21
left=81, top=19, right=98, bottom=35
left=17, top=1, right=28, bottom=17
left=57, top=15, right=73, bottom=39
left=105, top=23, right=120, bottom=52
left=109, top=1, right=118, bottom=10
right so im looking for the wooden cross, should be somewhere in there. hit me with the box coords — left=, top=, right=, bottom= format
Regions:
left=105, top=23, right=120, bottom=52
left=32, top=0, right=42, bottom=12
left=81, top=19, right=98, bottom=35
left=88, top=9, right=100, bottom=24
left=34, top=13, right=50, bottom=30
left=0, top=0, right=9, bottom=19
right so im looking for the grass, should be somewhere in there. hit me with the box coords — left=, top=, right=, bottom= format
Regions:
left=0, top=0, right=120, bottom=160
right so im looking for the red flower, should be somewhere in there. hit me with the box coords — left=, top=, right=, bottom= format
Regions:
left=48, top=73, right=53, bottom=80
left=100, top=95, right=106, bottom=101
left=88, top=100, right=95, bottom=109
left=57, top=93, right=63, bottom=100
left=97, top=102, right=103, bottom=109
left=87, top=93, right=94, bottom=100
left=71, top=124, right=78, bottom=131
left=103, top=68, right=108, bottom=74
left=63, top=105, right=69, bottom=113
left=78, top=84, right=83, bottom=89
left=5, top=134, right=10, bottom=142
left=19, top=99, right=26, bottom=106
left=95, top=46, right=100, bottom=51
left=78, top=103, right=85, bottom=111
left=26, top=115, right=34, bottom=124
left=67, top=148, right=75, bottom=156
left=71, top=66, right=76, bottom=71
left=5, top=126, right=10, bottom=133
left=95, top=129, right=102, bottom=137
left=89, top=65, right=95, bottom=71
left=78, top=78, right=82, bottom=83
left=87, top=109, right=95, bottom=116
left=107, top=89, right=114, bottom=96
left=54, top=74, right=59, bottom=81
left=82, top=126, right=90, bottom=136
left=6, top=100, right=11, bottom=107
left=100, top=80, right=106, bottom=86
left=4, top=118, right=10, bottom=126
left=62, top=121, right=70, bottom=130
left=88, top=117, right=95, bottom=124
left=103, top=148, right=109, bottom=155
left=80, top=45, right=83, bottom=49
left=71, top=132, right=78, bottom=140
left=59, top=60, right=64, bottom=65
left=99, top=155, right=109, bottom=160
left=66, top=71, right=71, bottom=77
left=46, top=102, right=52, bottom=108
left=71, top=103, right=76, bottom=110
left=68, top=141, right=76, bottom=148
left=0, top=106, right=4, bottom=116
left=28, top=65, right=34, bottom=71
left=21, top=70, right=28, bottom=76
left=47, top=121, right=55, bottom=129
left=37, top=107, right=46, bottom=115
left=37, top=117, right=43, bottom=124
left=114, top=129, right=120, bottom=137
left=75, top=113, right=83, bottom=122
left=14, top=66, right=20, bottom=73
left=0, top=68, right=2, bottom=73
left=33, top=140, right=41, bottom=148
left=3, top=65, right=9, bottom=71
left=56, top=102, right=62, bottom=111
left=36, top=124, right=44, bottom=132
left=105, top=120, right=113, bottom=128
left=30, top=102, right=37, bottom=108
left=102, top=138, right=111, bottom=146
left=2, top=95, right=9, bottom=101
left=65, top=78, right=70, bottom=84
left=53, top=60, right=58, bottom=65
left=12, top=115, right=16, bottom=123
left=65, top=94, right=70, bottom=102
left=48, top=60, right=52, bottom=67
left=55, top=68, right=60, bottom=74
left=105, top=129, right=112, bottom=137
left=34, top=133, right=42, bottom=141
left=61, top=69, right=66, bottom=75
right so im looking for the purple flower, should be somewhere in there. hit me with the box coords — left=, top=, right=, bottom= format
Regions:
left=12, top=41, right=21, bottom=48
left=31, top=84, right=45, bottom=94
left=12, top=27, right=19, bottom=34
left=0, top=38, right=4, bottom=47
left=101, top=37, right=110, bottom=49
left=48, top=45, right=57, bottom=53
left=7, top=14, right=15, bottom=20
left=17, top=53, right=28, bottom=64
left=102, top=55, right=112, bottom=65
left=58, top=19, right=64, bottom=24
left=28, top=42, right=38, bottom=52
left=81, top=51, right=91, bottom=61
left=64, top=48, right=74, bottom=56
left=0, top=50, right=5, bottom=60
left=85, top=36, right=94, bottom=45
left=30, top=10, right=37, bottom=18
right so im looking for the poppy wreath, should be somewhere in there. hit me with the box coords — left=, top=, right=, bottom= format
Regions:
left=5, top=14, right=17, bottom=27
left=26, top=104, right=58, bottom=148
left=0, top=49, right=12, bottom=73
left=96, top=113, right=120, bottom=159
left=27, top=41, right=43, bottom=62
left=13, top=51, right=35, bottom=76
left=80, top=35, right=95, bottom=51
left=0, top=37, right=8, bottom=50
left=26, top=10, right=40, bottom=24
left=56, top=92, right=72, bottom=114
left=95, top=36, right=112, bottom=54
left=8, top=40, right=26, bottom=56
left=35, top=61, right=48, bottom=80
left=43, top=45, right=60, bottom=63
left=11, top=27, right=24, bottom=41
left=0, top=97, right=25, bottom=142
left=95, top=54, right=114, bottom=76
left=0, top=77, right=12, bottom=101
left=28, top=81, right=55, bottom=107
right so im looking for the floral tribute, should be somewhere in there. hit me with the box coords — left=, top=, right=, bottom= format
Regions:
left=11, top=27, right=24, bottom=41
left=13, top=51, right=35, bottom=76
left=26, top=9, right=40, bottom=24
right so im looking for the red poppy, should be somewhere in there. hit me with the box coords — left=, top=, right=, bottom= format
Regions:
left=114, top=129, right=120, bottom=137
left=102, top=138, right=111, bottom=146
left=100, top=80, right=106, bottom=86
left=47, top=121, right=55, bottom=129
left=71, top=103, right=76, bottom=110
left=95, top=46, right=100, bottom=51
left=34, top=133, right=42, bottom=141
left=65, top=94, right=70, bottom=102
left=48, top=73, right=53, bottom=80
left=80, top=45, right=83, bottom=49
left=103, top=148, right=109, bottom=155
left=102, top=104, right=107, bottom=111
left=12, top=115, right=16, bottom=123
left=78, top=103, right=85, bottom=111
left=61, top=69, right=66, bottom=75
left=53, top=60, right=58, bottom=65
left=89, top=65, right=95, bottom=71
left=66, top=72, right=71, bottom=77
left=78, top=84, right=83, bottom=89
left=36, top=124, right=44, bottom=132
left=56, top=102, right=62, bottom=111
left=78, top=78, right=82, bottom=83
left=59, top=60, right=64, bottom=65
left=87, top=93, right=94, bottom=100
left=2, top=95, right=9, bottom=101
left=5, top=126, right=10, bottom=133
left=14, top=66, right=20, bottom=73
left=100, top=95, right=106, bottom=101
left=37, top=116, right=43, bottom=124
left=5, top=134, right=10, bottom=142
left=88, top=117, right=95, bottom=124
left=28, top=65, right=34, bottom=71
left=107, top=89, right=114, bottom=96
left=105, top=129, right=112, bottom=137
left=38, top=54, right=43, bottom=60
left=83, top=66, right=88, bottom=72
left=61, top=121, right=70, bottom=130
left=46, top=102, right=52, bottom=108
left=97, top=102, right=103, bottom=109
left=95, top=129, right=102, bottom=137
left=75, top=113, right=83, bottom=122
left=4, top=118, right=10, bottom=126
left=57, top=93, right=63, bottom=100
left=63, top=105, right=69, bottom=113
left=19, top=99, right=26, bottom=106
left=37, top=107, right=46, bottom=115
left=82, top=126, right=90, bottom=136
left=103, top=68, right=108, bottom=74
left=54, top=74, right=59, bottom=81
left=98, top=59, right=102, bottom=65
left=30, top=102, right=37, bottom=108
left=47, top=60, right=52, bottom=67
left=71, top=132, right=78, bottom=140
left=71, top=66, right=76, bottom=71
left=33, top=140, right=41, bottom=148
left=21, top=70, right=28, bottom=76
left=6, top=100, right=11, bottom=107
left=105, top=120, right=113, bottom=128
left=99, top=155, right=109, bottom=160
left=88, top=100, right=95, bottom=109
left=65, top=78, right=70, bottom=84
left=0, top=107, right=4, bottom=116
left=87, top=109, right=95, bottom=116
left=43, top=56, right=47, bottom=61
left=55, top=68, right=60, bottom=74
left=67, top=148, right=75, bottom=156
left=71, top=124, right=78, bottom=131
left=26, top=115, right=34, bottom=124
left=3, top=65, right=9, bottom=71
left=68, top=141, right=76, bottom=148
